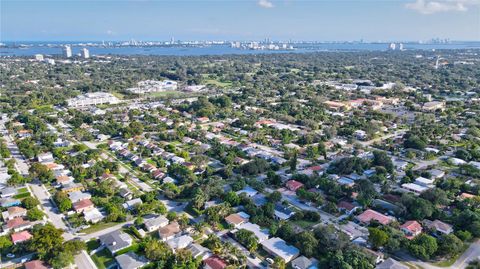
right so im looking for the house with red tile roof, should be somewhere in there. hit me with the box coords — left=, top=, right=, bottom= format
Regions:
left=24, top=260, right=48, bottom=269
left=4, top=217, right=31, bottom=232
left=73, top=199, right=94, bottom=213
left=356, top=209, right=393, bottom=225
left=286, top=180, right=304, bottom=192
left=11, top=230, right=32, bottom=245
left=204, top=256, right=228, bottom=269
left=400, top=221, right=422, bottom=239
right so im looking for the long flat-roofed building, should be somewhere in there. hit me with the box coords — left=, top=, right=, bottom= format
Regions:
left=67, top=92, right=120, bottom=107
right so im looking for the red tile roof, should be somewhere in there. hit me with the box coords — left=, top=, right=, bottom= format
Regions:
left=357, top=209, right=392, bottom=225
left=24, top=260, right=48, bottom=269
left=400, top=221, right=422, bottom=234
left=286, top=180, right=304, bottom=191
left=73, top=199, right=94, bottom=210
left=11, top=230, right=32, bottom=243
left=7, top=217, right=29, bottom=228
left=204, top=256, right=228, bottom=269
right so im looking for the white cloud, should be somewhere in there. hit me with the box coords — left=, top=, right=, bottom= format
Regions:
left=405, top=0, right=480, bottom=14
left=106, top=30, right=115, bottom=35
left=258, top=0, right=274, bottom=8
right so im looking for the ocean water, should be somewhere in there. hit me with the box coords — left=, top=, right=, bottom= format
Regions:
left=1, top=42, right=479, bottom=56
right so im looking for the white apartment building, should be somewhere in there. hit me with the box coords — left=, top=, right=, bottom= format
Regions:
left=81, top=48, right=90, bottom=59
left=67, top=92, right=120, bottom=107
left=63, top=45, right=72, bottom=58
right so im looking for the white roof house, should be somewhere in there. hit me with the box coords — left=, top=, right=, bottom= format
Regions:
left=402, top=183, right=430, bottom=194
left=414, top=177, right=435, bottom=187
left=261, top=237, right=300, bottom=263
left=236, top=222, right=270, bottom=242
left=166, top=235, right=193, bottom=251
left=84, top=208, right=104, bottom=223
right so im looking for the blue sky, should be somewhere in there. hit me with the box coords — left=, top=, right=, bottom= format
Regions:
left=1, top=0, right=479, bottom=41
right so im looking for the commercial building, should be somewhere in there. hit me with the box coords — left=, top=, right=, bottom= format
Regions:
left=67, top=92, right=120, bottom=108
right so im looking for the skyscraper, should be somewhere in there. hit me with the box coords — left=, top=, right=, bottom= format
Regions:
left=63, top=45, right=72, bottom=58
left=81, top=48, right=90, bottom=59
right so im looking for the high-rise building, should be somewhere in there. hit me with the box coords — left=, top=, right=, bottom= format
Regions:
left=388, top=43, right=396, bottom=51
left=63, top=45, right=72, bottom=58
left=399, top=43, right=404, bottom=51
left=81, top=48, right=90, bottom=59
left=34, top=54, right=44, bottom=61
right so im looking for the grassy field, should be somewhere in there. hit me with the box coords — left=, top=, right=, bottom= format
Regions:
left=80, top=222, right=119, bottom=234
left=13, top=192, right=31, bottom=199
left=203, top=79, right=232, bottom=88
left=91, top=248, right=116, bottom=269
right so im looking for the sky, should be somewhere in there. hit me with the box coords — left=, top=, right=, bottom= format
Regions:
left=1, top=0, right=479, bottom=41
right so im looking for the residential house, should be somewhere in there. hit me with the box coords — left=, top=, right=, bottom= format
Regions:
left=425, top=219, right=453, bottom=235
left=274, top=204, right=295, bottom=220
left=166, top=235, right=194, bottom=251
left=1, top=187, right=17, bottom=198
left=204, top=256, right=228, bottom=269
left=187, top=243, right=211, bottom=260
left=144, top=215, right=169, bottom=232
left=0, top=198, right=21, bottom=208
left=115, top=252, right=148, bottom=269
left=291, top=256, right=319, bottom=269
left=123, top=198, right=143, bottom=210
left=337, top=201, right=361, bottom=215
left=159, top=222, right=181, bottom=241
left=224, top=213, right=248, bottom=228
left=24, top=260, right=48, bottom=269
left=285, top=180, right=304, bottom=192
left=2, top=206, right=27, bottom=220
left=73, top=199, right=94, bottom=213
left=84, top=208, right=104, bottom=223
left=61, top=182, right=84, bottom=193
left=99, top=230, right=133, bottom=254
left=4, top=217, right=31, bottom=233
left=261, top=237, right=300, bottom=263
left=236, top=222, right=270, bottom=242
left=356, top=209, right=393, bottom=225
left=11, top=230, right=32, bottom=245
left=68, top=191, right=91, bottom=203
left=400, top=221, right=422, bottom=239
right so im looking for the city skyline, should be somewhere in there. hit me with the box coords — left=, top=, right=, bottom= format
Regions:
left=1, top=0, right=479, bottom=42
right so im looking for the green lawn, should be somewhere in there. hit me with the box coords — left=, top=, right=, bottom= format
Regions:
left=203, top=79, right=232, bottom=88
left=114, top=244, right=140, bottom=256
left=291, top=219, right=317, bottom=229
left=13, top=192, right=31, bottom=199
left=91, top=248, right=116, bottom=269
left=17, top=187, right=29, bottom=193
left=80, top=222, right=119, bottom=234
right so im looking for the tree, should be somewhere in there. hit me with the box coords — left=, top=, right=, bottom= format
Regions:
left=368, top=228, right=389, bottom=250
left=22, top=196, right=40, bottom=209
left=268, top=191, right=282, bottom=203
left=224, top=191, right=240, bottom=206
left=318, top=141, right=327, bottom=159
left=143, top=238, right=172, bottom=262
left=272, top=257, right=286, bottom=269
left=408, top=234, right=438, bottom=260
left=0, top=235, right=13, bottom=254
left=294, top=231, right=318, bottom=257
left=27, top=207, right=45, bottom=221
left=29, top=162, right=54, bottom=183
left=290, top=151, right=298, bottom=171
left=28, top=224, right=64, bottom=259
left=372, top=150, right=394, bottom=173
left=437, top=234, right=463, bottom=258
left=356, top=179, right=377, bottom=206
left=50, top=251, right=74, bottom=269
left=235, top=229, right=258, bottom=252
